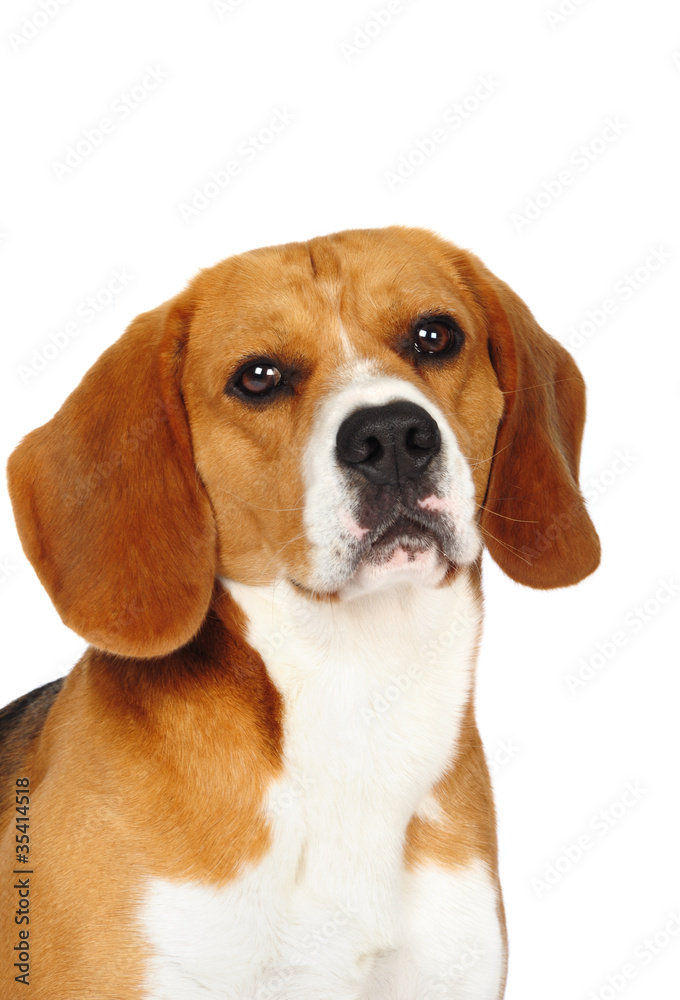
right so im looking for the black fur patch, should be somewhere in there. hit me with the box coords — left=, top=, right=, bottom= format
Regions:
left=0, top=678, right=64, bottom=811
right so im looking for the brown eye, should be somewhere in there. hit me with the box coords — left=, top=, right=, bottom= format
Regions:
left=413, top=318, right=461, bottom=356
left=237, top=362, right=282, bottom=396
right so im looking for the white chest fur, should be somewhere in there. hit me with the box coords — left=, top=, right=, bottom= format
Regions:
left=140, top=572, right=501, bottom=999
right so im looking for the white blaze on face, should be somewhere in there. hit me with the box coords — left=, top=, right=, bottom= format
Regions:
left=302, top=363, right=481, bottom=596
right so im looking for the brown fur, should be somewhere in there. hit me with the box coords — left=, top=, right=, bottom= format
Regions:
left=1, top=227, right=599, bottom=998
left=6, top=298, right=217, bottom=658
left=0, top=587, right=281, bottom=999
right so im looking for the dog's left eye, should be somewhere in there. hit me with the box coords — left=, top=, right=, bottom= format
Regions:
left=413, top=318, right=462, bottom=356
left=236, top=362, right=282, bottom=396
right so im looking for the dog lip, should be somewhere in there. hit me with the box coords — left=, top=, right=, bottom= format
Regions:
left=296, top=513, right=456, bottom=597
left=363, top=509, right=448, bottom=547
left=359, top=514, right=448, bottom=564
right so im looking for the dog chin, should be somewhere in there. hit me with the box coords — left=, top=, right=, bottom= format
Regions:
left=339, top=541, right=450, bottom=598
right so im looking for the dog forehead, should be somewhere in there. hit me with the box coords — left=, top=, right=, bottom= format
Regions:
left=201, top=226, right=457, bottom=292
left=185, top=228, right=478, bottom=370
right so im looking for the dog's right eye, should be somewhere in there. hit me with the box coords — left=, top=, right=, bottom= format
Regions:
left=235, top=362, right=283, bottom=397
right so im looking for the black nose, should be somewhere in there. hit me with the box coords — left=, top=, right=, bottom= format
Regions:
left=336, top=401, right=441, bottom=486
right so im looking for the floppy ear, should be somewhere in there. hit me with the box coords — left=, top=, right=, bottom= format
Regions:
left=7, top=296, right=217, bottom=657
left=468, top=259, right=600, bottom=588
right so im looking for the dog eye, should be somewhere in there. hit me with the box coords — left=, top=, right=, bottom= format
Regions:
left=237, top=362, right=282, bottom=396
left=413, top=318, right=462, bottom=356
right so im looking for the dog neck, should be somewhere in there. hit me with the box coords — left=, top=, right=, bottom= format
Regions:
left=223, top=568, right=483, bottom=698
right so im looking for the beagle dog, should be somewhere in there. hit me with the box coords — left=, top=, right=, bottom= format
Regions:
left=1, top=227, right=600, bottom=999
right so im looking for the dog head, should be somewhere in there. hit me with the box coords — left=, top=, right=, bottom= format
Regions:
left=7, top=227, right=600, bottom=657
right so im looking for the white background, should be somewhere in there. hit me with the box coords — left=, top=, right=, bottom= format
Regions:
left=1, top=0, right=679, bottom=997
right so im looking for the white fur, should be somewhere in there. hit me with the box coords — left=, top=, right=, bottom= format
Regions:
left=139, top=374, right=504, bottom=997
left=301, top=365, right=482, bottom=596
left=362, top=859, right=505, bottom=1000
left=140, top=574, right=503, bottom=998
left=337, top=319, right=356, bottom=360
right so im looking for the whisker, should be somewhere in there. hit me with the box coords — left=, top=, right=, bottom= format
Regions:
left=501, top=376, right=582, bottom=394
left=258, top=531, right=310, bottom=575
left=484, top=483, right=570, bottom=504
left=474, top=503, right=538, bottom=524
left=462, top=440, right=514, bottom=468
left=480, top=526, right=532, bottom=564
left=214, top=485, right=306, bottom=513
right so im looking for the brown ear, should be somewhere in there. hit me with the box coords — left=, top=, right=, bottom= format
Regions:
left=7, top=296, right=217, bottom=657
left=470, top=261, right=600, bottom=588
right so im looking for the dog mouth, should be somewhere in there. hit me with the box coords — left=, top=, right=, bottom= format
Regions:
left=362, top=516, right=445, bottom=565
left=292, top=512, right=459, bottom=598
left=349, top=512, right=457, bottom=582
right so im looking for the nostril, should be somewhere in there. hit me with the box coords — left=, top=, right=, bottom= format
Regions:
left=342, top=433, right=382, bottom=464
left=405, top=423, right=440, bottom=453
left=362, top=435, right=382, bottom=463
